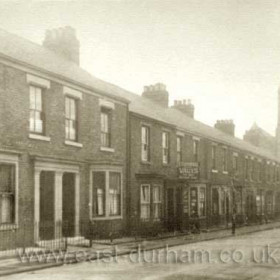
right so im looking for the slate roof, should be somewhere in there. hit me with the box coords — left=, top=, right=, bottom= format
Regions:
left=0, top=28, right=278, bottom=162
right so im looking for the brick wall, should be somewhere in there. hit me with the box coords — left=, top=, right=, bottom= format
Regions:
left=0, top=62, right=128, bottom=243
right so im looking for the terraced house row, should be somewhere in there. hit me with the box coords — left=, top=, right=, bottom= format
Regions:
left=0, top=26, right=279, bottom=249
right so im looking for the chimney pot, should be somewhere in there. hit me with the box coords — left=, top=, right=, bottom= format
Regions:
left=43, top=26, right=80, bottom=65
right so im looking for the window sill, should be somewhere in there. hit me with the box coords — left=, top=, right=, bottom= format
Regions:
left=0, top=224, right=18, bottom=231
left=211, top=169, right=218, bottom=173
left=222, top=171, right=228, bottom=175
left=29, top=134, right=51, bottom=142
left=100, top=147, right=115, bottom=153
left=65, top=140, right=83, bottom=148
left=91, top=216, right=122, bottom=221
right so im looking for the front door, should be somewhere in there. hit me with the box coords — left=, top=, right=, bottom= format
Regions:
left=39, top=171, right=55, bottom=240
left=62, top=173, right=76, bottom=237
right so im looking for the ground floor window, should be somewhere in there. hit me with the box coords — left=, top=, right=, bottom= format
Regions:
left=92, top=169, right=122, bottom=218
left=140, top=184, right=162, bottom=220
left=0, top=164, right=15, bottom=224
left=265, top=192, right=273, bottom=215
left=256, top=190, right=264, bottom=215
left=190, top=185, right=206, bottom=217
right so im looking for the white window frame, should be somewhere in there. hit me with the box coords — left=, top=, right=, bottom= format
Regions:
left=0, top=153, right=19, bottom=230
left=89, top=166, right=123, bottom=220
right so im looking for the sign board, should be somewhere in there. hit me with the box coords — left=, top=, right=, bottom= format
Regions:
left=178, top=162, right=199, bottom=180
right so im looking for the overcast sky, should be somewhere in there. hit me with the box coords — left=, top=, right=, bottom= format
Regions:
left=1, top=0, right=280, bottom=138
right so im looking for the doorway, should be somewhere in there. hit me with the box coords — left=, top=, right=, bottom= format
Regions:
left=62, top=172, right=76, bottom=237
left=39, top=171, right=55, bottom=240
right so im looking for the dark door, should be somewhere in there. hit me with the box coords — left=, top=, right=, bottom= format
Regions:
left=62, top=173, right=76, bottom=237
left=39, top=171, right=55, bottom=240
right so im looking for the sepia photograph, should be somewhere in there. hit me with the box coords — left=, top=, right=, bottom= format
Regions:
left=0, top=0, right=280, bottom=279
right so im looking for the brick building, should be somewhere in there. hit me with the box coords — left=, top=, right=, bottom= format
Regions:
left=0, top=27, right=280, bottom=250
left=123, top=83, right=280, bottom=233
left=0, top=27, right=130, bottom=248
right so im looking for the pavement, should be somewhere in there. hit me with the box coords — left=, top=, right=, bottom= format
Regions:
left=0, top=220, right=280, bottom=277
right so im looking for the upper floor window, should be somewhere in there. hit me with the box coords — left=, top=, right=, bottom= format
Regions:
left=162, top=132, right=170, bottom=164
left=193, top=139, right=199, bottom=162
left=222, top=148, right=227, bottom=172
left=0, top=164, right=15, bottom=224
left=211, top=145, right=217, bottom=170
left=176, top=136, right=182, bottom=164
left=141, top=126, right=150, bottom=162
left=65, top=96, right=78, bottom=141
left=101, top=108, right=111, bottom=148
left=29, top=86, right=44, bottom=134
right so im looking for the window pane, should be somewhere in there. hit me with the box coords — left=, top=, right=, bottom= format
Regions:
left=153, top=186, right=161, bottom=202
left=35, top=89, right=42, bottom=111
left=70, top=99, right=76, bottom=120
left=109, top=172, right=121, bottom=215
left=141, top=185, right=150, bottom=203
left=92, top=172, right=106, bottom=216
left=0, top=165, right=14, bottom=192
left=190, top=188, right=197, bottom=215
left=30, top=86, right=36, bottom=110
left=65, top=97, right=70, bottom=118
left=0, top=165, right=15, bottom=224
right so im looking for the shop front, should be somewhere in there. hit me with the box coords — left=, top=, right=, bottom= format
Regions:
left=165, top=162, right=207, bottom=232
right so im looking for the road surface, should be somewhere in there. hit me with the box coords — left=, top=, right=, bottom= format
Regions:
left=5, top=228, right=280, bottom=279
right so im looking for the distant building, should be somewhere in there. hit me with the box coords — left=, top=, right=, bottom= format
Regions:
left=244, top=123, right=276, bottom=155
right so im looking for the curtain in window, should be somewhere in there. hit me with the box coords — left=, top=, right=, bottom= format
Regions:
left=140, top=185, right=150, bottom=219
left=92, top=172, right=105, bottom=216
left=153, top=186, right=161, bottom=219
left=0, top=165, right=14, bottom=224
left=109, top=172, right=120, bottom=216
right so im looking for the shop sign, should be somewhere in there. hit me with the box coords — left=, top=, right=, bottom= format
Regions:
left=178, top=162, right=199, bottom=180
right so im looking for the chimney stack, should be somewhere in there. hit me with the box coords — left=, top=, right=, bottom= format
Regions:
left=172, top=98, right=195, bottom=118
left=142, top=83, right=169, bottom=108
left=43, top=26, right=80, bottom=65
left=214, top=120, right=235, bottom=136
